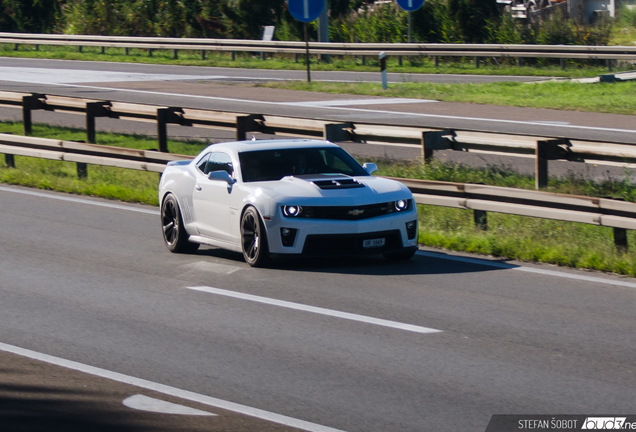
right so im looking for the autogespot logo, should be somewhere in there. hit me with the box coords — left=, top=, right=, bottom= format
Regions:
left=582, top=418, right=629, bottom=429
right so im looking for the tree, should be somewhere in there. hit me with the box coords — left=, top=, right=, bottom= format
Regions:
left=448, top=0, right=500, bottom=43
left=0, top=0, right=63, bottom=33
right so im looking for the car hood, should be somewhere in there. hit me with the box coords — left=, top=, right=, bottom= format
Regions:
left=247, top=174, right=410, bottom=206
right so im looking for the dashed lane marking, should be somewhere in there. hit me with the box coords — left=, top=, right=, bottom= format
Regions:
left=123, top=394, right=216, bottom=416
left=187, top=286, right=443, bottom=334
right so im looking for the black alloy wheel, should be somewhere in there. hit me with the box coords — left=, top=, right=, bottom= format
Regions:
left=241, top=206, right=270, bottom=267
left=161, top=194, right=199, bottom=253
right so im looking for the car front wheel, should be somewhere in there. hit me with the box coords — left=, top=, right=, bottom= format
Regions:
left=241, top=206, right=270, bottom=267
left=161, top=194, right=199, bottom=253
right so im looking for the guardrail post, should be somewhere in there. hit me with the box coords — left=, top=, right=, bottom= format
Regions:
left=536, top=141, right=549, bottom=189
left=607, top=59, right=612, bottom=72
left=174, top=49, right=178, bottom=60
left=614, top=227, right=628, bottom=252
left=324, top=123, right=353, bottom=142
left=434, top=56, right=439, bottom=67
left=148, top=49, right=153, bottom=58
left=560, top=58, right=565, bottom=70
left=536, top=139, right=570, bottom=189
left=35, top=44, right=39, bottom=51
left=157, top=109, right=169, bottom=153
left=421, top=130, right=454, bottom=163
left=236, top=114, right=267, bottom=141
left=517, top=58, right=522, bottom=67
left=474, top=210, right=488, bottom=230
left=156, top=107, right=193, bottom=152
left=294, top=53, right=298, bottom=63
left=79, top=46, right=83, bottom=53
left=398, top=56, right=403, bottom=66
left=5, top=154, right=15, bottom=168
left=14, top=43, right=18, bottom=51
left=201, top=50, right=206, bottom=60
left=475, top=56, right=480, bottom=68
left=101, top=47, right=105, bottom=54
left=22, top=94, right=47, bottom=136
left=86, top=101, right=113, bottom=145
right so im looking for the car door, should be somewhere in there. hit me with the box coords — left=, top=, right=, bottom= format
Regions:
left=192, top=152, right=234, bottom=242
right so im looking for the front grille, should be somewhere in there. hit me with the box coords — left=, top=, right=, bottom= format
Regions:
left=287, top=200, right=411, bottom=221
left=302, top=230, right=403, bottom=256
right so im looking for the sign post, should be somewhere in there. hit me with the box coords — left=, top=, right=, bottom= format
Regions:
left=395, top=0, right=425, bottom=43
left=287, top=0, right=325, bottom=82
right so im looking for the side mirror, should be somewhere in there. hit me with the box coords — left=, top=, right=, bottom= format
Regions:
left=363, top=163, right=378, bottom=175
left=208, top=170, right=235, bottom=185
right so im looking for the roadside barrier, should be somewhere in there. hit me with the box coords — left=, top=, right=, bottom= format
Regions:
left=1, top=128, right=636, bottom=251
left=2, top=91, right=636, bottom=190
left=2, top=32, right=636, bottom=70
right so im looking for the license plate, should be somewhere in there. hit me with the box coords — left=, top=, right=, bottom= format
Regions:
left=363, top=238, right=385, bottom=248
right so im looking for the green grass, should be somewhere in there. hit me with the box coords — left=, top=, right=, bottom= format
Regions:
left=416, top=205, right=636, bottom=276
left=257, top=79, right=636, bottom=115
left=375, top=159, right=636, bottom=201
left=3, top=122, right=636, bottom=276
left=1, top=43, right=625, bottom=78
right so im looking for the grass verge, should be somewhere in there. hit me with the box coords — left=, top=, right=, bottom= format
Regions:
left=2, top=122, right=636, bottom=276
left=257, top=79, right=636, bottom=116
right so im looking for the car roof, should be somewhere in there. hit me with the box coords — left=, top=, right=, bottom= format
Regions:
left=203, top=139, right=340, bottom=154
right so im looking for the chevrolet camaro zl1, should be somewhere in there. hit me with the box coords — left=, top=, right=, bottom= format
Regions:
left=159, top=139, right=418, bottom=267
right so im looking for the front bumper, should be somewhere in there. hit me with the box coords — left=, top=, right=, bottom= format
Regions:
left=265, top=209, right=418, bottom=255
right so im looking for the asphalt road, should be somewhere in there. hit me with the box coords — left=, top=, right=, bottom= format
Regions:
left=0, top=57, right=634, bottom=145
left=1, top=58, right=636, bottom=180
left=1, top=184, right=635, bottom=432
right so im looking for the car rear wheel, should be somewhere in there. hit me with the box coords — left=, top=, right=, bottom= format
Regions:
left=241, top=206, right=270, bottom=267
left=161, top=194, right=199, bottom=253
left=383, top=249, right=416, bottom=261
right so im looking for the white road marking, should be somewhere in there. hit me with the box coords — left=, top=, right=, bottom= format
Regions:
left=187, top=286, right=442, bottom=334
left=0, top=185, right=159, bottom=215
left=287, top=98, right=437, bottom=107
left=46, top=82, right=636, bottom=137
left=123, top=394, right=216, bottom=416
left=416, top=250, right=636, bottom=289
left=0, top=66, right=234, bottom=84
left=0, top=342, right=347, bottom=432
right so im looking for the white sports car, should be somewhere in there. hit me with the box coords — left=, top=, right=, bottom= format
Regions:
left=159, top=139, right=418, bottom=267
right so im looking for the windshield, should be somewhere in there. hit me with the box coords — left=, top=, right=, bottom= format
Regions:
left=239, top=147, right=369, bottom=182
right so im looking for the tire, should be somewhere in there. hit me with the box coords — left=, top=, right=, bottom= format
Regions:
left=161, top=194, right=199, bottom=253
left=241, top=206, right=270, bottom=267
left=383, top=249, right=416, bottom=261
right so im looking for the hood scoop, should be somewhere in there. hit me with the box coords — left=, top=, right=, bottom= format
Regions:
left=290, top=174, right=365, bottom=190
left=312, top=178, right=365, bottom=190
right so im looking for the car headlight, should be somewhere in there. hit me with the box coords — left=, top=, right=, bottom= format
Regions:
left=283, top=205, right=303, bottom=217
left=394, top=199, right=410, bottom=212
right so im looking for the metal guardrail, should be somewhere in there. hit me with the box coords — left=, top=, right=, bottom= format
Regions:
left=2, top=91, right=636, bottom=190
left=1, top=131, right=635, bottom=250
left=2, top=32, right=636, bottom=65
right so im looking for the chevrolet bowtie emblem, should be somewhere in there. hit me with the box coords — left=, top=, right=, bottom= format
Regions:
left=348, top=209, right=364, bottom=216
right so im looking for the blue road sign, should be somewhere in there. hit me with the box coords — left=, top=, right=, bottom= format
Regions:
left=396, top=0, right=425, bottom=12
left=287, top=0, right=325, bottom=23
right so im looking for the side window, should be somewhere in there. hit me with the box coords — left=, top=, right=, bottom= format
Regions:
left=196, top=153, right=211, bottom=174
left=207, top=152, right=234, bottom=176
